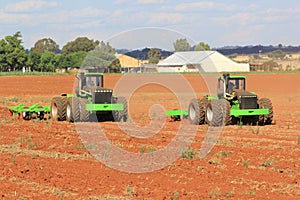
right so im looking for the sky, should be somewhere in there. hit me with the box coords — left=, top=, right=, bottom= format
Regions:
left=0, top=0, right=300, bottom=50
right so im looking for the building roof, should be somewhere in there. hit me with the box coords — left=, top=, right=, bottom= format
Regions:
left=157, top=51, right=215, bottom=66
left=157, top=51, right=249, bottom=72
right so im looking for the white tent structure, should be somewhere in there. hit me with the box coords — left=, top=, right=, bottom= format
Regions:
left=157, top=51, right=249, bottom=73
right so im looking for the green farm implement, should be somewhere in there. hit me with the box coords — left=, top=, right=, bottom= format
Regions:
left=8, top=103, right=50, bottom=120
left=167, top=109, right=188, bottom=121
left=167, top=73, right=273, bottom=126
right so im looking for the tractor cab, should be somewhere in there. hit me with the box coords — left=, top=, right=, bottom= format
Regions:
left=75, top=72, right=113, bottom=104
left=217, top=73, right=258, bottom=110
left=76, top=72, right=104, bottom=90
left=218, top=74, right=246, bottom=99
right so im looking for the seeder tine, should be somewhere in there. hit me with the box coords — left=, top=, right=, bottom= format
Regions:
left=8, top=109, right=13, bottom=116
left=43, top=106, right=51, bottom=113
left=169, top=115, right=181, bottom=122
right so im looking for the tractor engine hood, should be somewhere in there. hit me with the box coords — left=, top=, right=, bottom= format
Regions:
left=233, top=89, right=257, bottom=99
left=83, top=86, right=112, bottom=93
left=82, top=86, right=113, bottom=104
left=233, top=89, right=258, bottom=109
left=93, top=87, right=113, bottom=104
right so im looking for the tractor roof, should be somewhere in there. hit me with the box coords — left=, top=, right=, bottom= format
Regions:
left=229, top=75, right=246, bottom=79
left=83, top=73, right=104, bottom=76
left=218, top=75, right=246, bottom=79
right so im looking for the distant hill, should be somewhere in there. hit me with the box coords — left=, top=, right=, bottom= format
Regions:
left=117, top=45, right=300, bottom=59
left=214, top=45, right=300, bottom=55
left=117, top=48, right=173, bottom=60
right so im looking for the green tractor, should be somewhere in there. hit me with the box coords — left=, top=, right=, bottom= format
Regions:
left=188, top=73, right=273, bottom=126
left=50, top=72, right=128, bottom=122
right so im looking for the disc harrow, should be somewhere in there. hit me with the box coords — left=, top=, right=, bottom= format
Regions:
left=8, top=103, right=50, bottom=120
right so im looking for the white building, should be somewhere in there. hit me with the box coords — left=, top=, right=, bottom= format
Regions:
left=157, top=51, right=250, bottom=72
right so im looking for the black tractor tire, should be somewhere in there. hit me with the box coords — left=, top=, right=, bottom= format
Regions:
left=258, top=98, right=273, bottom=125
left=220, top=99, right=232, bottom=125
left=113, top=97, right=128, bottom=122
left=188, top=98, right=207, bottom=125
left=51, top=97, right=67, bottom=121
left=205, top=99, right=226, bottom=127
left=66, top=97, right=80, bottom=122
left=38, top=111, right=45, bottom=120
left=22, top=111, right=31, bottom=120
left=79, top=98, right=90, bottom=122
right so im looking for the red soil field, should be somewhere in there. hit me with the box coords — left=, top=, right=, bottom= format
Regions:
left=0, top=73, right=299, bottom=199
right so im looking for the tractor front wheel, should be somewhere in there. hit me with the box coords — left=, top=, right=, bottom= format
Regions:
left=113, top=97, right=128, bottom=122
left=258, top=98, right=273, bottom=125
left=220, top=99, right=232, bottom=125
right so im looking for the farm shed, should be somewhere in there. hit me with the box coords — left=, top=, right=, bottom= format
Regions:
left=157, top=51, right=250, bottom=72
left=116, top=54, right=143, bottom=72
left=116, top=54, right=142, bottom=67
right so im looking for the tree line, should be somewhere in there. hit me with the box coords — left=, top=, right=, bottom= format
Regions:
left=0, top=32, right=120, bottom=72
left=0, top=32, right=211, bottom=72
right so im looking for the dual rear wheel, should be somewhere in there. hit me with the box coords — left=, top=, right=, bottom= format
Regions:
left=51, top=97, right=90, bottom=122
left=51, top=96, right=128, bottom=123
left=189, top=98, right=229, bottom=127
left=188, top=98, right=273, bottom=126
left=205, top=99, right=231, bottom=127
left=112, top=97, right=128, bottom=122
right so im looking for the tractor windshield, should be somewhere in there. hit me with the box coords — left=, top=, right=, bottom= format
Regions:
left=228, top=78, right=245, bottom=91
left=86, top=76, right=102, bottom=87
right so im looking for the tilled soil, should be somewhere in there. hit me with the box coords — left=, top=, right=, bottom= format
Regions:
left=0, top=73, right=299, bottom=199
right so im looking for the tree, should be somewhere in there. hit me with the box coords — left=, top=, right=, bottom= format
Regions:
left=0, top=40, right=8, bottom=71
left=0, top=32, right=27, bottom=71
left=58, top=54, right=72, bottom=69
left=82, top=47, right=113, bottom=68
left=37, top=51, right=62, bottom=72
left=173, top=38, right=191, bottom=52
left=39, top=51, right=56, bottom=72
left=109, top=58, right=121, bottom=73
left=57, top=51, right=88, bottom=69
left=148, top=48, right=161, bottom=64
left=62, top=37, right=99, bottom=54
left=262, top=60, right=279, bottom=71
left=99, top=41, right=116, bottom=54
left=194, top=42, right=210, bottom=51
left=81, top=41, right=119, bottom=72
left=228, top=53, right=238, bottom=59
left=69, top=51, right=88, bottom=68
left=31, top=38, right=59, bottom=53
left=81, top=45, right=120, bottom=72
left=26, top=51, right=41, bottom=71
left=267, top=50, right=286, bottom=60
